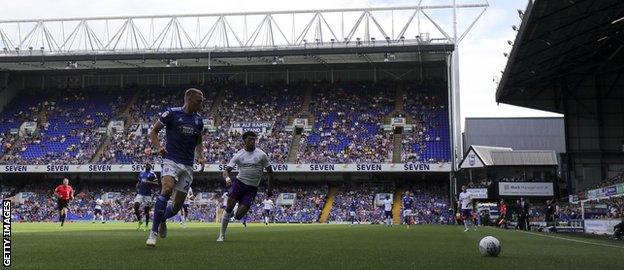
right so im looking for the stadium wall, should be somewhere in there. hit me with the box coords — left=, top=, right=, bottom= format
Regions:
left=463, top=117, right=565, bottom=154
left=12, top=63, right=446, bottom=88
left=0, top=75, right=19, bottom=113
left=559, top=74, right=624, bottom=193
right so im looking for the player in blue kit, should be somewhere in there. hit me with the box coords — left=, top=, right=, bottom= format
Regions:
left=349, top=201, right=358, bottom=225
left=134, top=163, right=158, bottom=230
left=146, top=88, right=206, bottom=247
left=402, top=191, right=414, bottom=229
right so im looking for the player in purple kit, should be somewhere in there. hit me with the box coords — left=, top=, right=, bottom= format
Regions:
left=146, top=88, right=206, bottom=247
left=218, top=131, right=274, bottom=242
left=134, top=163, right=158, bottom=230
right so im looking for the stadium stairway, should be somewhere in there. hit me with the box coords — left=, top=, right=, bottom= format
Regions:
left=397, top=87, right=414, bottom=124
left=288, top=84, right=313, bottom=125
left=384, top=86, right=406, bottom=123
left=302, top=85, right=312, bottom=112
left=119, top=88, right=142, bottom=124
left=319, top=185, right=338, bottom=223
left=37, top=94, right=56, bottom=127
left=392, top=187, right=405, bottom=224
left=90, top=88, right=141, bottom=163
left=210, top=87, right=226, bottom=126
left=392, top=134, right=402, bottom=163
left=386, top=86, right=406, bottom=163
left=286, top=133, right=301, bottom=163
left=395, top=87, right=405, bottom=112
left=286, top=85, right=312, bottom=163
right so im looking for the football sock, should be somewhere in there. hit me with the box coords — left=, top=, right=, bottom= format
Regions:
left=220, top=212, right=232, bottom=236
left=151, top=195, right=170, bottom=233
left=134, top=206, right=141, bottom=221
left=164, top=204, right=177, bottom=220
left=145, top=211, right=150, bottom=227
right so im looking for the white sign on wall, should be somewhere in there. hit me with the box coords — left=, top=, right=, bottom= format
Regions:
left=584, top=219, right=620, bottom=235
left=375, top=193, right=393, bottom=206
left=467, top=188, right=488, bottom=199
left=498, top=182, right=554, bottom=197
left=277, top=193, right=296, bottom=206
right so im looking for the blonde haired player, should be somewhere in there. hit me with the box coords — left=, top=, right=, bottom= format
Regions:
left=146, top=88, right=206, bottom=247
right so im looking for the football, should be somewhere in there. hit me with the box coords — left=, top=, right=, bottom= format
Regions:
left=479, top=236, right=501, bottom=257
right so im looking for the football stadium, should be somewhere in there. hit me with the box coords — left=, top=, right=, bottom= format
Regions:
left=1, top=0, right=624, bottom=269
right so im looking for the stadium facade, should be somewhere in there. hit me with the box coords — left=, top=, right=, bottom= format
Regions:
left=463, top=117, right=565, bottom=154
left=496, top=0, right=624, bottom=193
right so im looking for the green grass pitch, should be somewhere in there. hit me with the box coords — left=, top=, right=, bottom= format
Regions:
left=9, top=222, right=624, bottom=269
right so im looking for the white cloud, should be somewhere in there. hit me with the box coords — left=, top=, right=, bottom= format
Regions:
left=457, top=2, right=561, bottom=130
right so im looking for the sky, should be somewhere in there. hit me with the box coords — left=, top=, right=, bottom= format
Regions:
left=0, top=0, right=562, bottom=130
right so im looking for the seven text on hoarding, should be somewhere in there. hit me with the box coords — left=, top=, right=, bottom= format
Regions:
left=3, top=163, right=438, bottom=173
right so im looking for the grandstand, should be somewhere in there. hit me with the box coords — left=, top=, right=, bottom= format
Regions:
left=0, top=5, right=464, bottom=175
left=0, top=80, right=451, bottom=166
left=0, top=5, right=464, bottom=226
left=496, top=0, right=624, bottom=193
left=496, top=0, right=624, bottom=238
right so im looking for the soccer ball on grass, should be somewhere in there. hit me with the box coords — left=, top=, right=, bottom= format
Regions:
left=478, top=236, right=501, bottom=257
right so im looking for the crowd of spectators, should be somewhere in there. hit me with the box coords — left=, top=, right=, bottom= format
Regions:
left=401, top=84, right=451, bottom=163
left=10, top=182, right=140, bottom=222
left=583, top=173, right=624, bottom=192
left=7, top=180, right=329, bottom=223
left=99, top=87, right=214, bottom=164
left=296, top=82, right=394, bottom=163
left=0, top=81, right=456, bottom=165
left=329, top=183, right=393, bottom=223
left=1, top=89, right=130, bottom=164
left=403, top=184, right=455, bottom=224
left=247, top=184, right=327, bottom=223
left=203, top=83, right=301, bottom=164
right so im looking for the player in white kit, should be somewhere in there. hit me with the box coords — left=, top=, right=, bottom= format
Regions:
left=262, top=198, right=275, bottom=225
left=383, top=195, right=393, bottom=227
left=458, top=185, right=477, bottom=232
left=218, top=131, right=274, bottom=242
left=93, top=197, right=105, bottom=223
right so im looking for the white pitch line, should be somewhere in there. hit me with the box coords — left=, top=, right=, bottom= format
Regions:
left=516, top=230, right=624, bottom=249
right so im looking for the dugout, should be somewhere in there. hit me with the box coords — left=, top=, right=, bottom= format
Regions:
left=458, top=145, right=559, bottom=200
